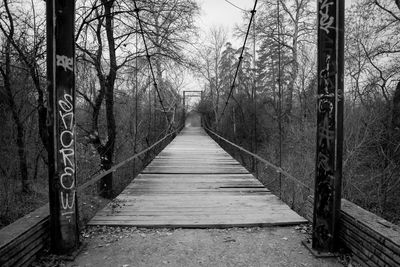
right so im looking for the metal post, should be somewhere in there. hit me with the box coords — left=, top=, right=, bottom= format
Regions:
left=312, top=0, right=344, bottom=253
left=46, top=0, right=79, bottom=253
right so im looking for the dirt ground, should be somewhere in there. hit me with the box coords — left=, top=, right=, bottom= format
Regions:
left=33, top=225, right=353, bottom=267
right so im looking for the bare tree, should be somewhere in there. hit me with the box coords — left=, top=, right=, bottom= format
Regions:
left=0, top=0, right=48, bottom=153
left=196, top=27, right=228, bottom=129
left=0, top=0, right=48, bottom=192
left=255, top=0, right=314, bottom=120
left=75, top=0, right=199, bottom=197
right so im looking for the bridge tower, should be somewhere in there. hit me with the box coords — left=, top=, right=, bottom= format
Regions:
left=312, top=0, right=345, bottom=253
left=46, top=0, right=80, bottom=254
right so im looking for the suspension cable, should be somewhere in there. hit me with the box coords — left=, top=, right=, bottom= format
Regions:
left=148, top=68, right=152, bottom=138
left=133, top=1, right=171, bottom=126
left=217, top=0, right=258, bottom=124
left=277, top=0, right=283, bottom=199
left=133, top=19, right=139, bottom=173
left=135, top=19, right=139, bottom=143
left=223, top=0, right=249, bottom=12
left=78, top=128, right=180, bottom=192
left=252, top=7, right=257, bottom=176
left=204, top=126, right=312, bottom=192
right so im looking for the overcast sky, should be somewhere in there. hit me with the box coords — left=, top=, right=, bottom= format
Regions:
left=197, top=0, right=355, bottom=44
left=184, top=0, right=356, bottom=94
left=197, top=0, right=254, bottom=44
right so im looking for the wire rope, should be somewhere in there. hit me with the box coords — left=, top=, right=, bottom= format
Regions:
left=217, top=0, right=258, bottom=124
left=277, top=0, right=283, bottom=199
left=133, top=1, right=171, bottom=126
left=223, top=0, right=249, bottom=12
left=252, top=6, right=257, bottom=176
left=134, top=19, right=139, bottom=174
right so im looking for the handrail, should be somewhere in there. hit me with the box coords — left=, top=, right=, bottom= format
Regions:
left=78, top=126, right=182, bottom=192
left=204, top=126, right=313, bottom=192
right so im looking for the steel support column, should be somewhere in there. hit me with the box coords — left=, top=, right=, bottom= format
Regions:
left=312, top=0, right=344, bottom=253
left=46, top=0, right=79, bottom=254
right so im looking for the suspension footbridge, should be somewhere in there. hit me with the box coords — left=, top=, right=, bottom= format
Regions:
left=89, top=126, right=307, bottom=227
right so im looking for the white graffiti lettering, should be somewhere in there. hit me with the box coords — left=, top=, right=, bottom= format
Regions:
left=59, top=94, right=73, bottom=112
left=318, top=115, right=334, bottom=150
left=60, top=130, right=74, bottom=148
left=60, top=167, right=75, bottom=190
left=320, top=55, right=332, bottom=95
left=318, top=98, right=334, bottom=114
left=60, top=191, right=75, bottom=210
left=319, top=0, right=334, bottom=34
left=58, top=93, right=76, bottom=219
left=56, top=55, right=73, bottom=72
left=59, top=148, right=74, bottom=168
left=59, top=111, right=73, bottom=130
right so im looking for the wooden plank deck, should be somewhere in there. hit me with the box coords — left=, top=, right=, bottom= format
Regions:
left=89, top=127, right=307, bottom=227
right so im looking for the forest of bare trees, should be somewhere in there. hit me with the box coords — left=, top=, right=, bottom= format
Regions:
left=0, top=0, right=198, bottom=227
left=1, top=0, right=400, bottom=229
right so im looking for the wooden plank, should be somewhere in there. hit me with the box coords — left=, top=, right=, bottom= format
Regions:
left=341, top=219, right=399, bottom=267
left=0, top=204, right=49, bottom=267
left=305, top=196, right=400, bottom=266
left=340, top=231, right=387, bottom=267
left=341, top=214, right=400, bottom=265
left=0, top=220, right=48, bottom=264
left=88, top=220, right=306, bottom=228
left=90, top=127, right=307, bottom=227
left=341, top=200, right=400, bottom=253
left=351, top=254, right=372, bottom=267
left=4, top=231, right=49, bottom=267
left=0, top=205, right=49, bottom=252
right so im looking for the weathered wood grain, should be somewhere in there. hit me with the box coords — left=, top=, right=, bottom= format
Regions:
left=0, top=204, right=49, bottom=267
left=89, top=127, right=307, bottom=227
left=304, top=196, right=400, bottom=267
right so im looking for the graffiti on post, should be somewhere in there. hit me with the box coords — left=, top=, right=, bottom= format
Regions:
left=47, top=0, right=79, bottom=252
left=56, top=55, right=74, bottom=72
left=319, top=0, right=334, bottom=34
left=313, top=0, right=344, bottom=252
left=58, top=92, right=76, bottom=218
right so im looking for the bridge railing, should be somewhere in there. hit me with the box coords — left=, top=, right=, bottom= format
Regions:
left=204, top=126, right=314, bottom=218
left=78, top=127, right=181, bottom=192
left=76, top=124, right=184, bottom=223
left=204, top=126, right=400, bottom=267
left=0, top=125, right=183, bottom=267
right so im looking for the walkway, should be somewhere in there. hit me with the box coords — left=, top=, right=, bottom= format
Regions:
left=89, top=127, right=307, bottom=227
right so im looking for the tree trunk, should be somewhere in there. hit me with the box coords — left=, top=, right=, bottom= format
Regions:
left=98, top=0, right=117, bottom=198
left=14, top=112, right=30, bottom=193
left=392, top=81, right=400, bottom=129
left=285, top=24, right=299, bottom=120
left=1, top=39, right=30, bottom=193
left=0, top=0, right=49, bottom=154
